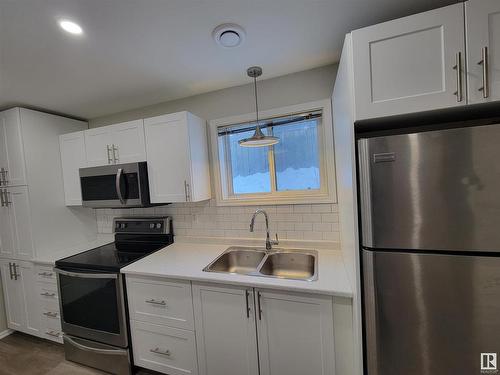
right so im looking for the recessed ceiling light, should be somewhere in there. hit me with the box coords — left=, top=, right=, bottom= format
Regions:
left=213, top=24, right=245, bottom=48
left=59, top=20, right=83, bottom=35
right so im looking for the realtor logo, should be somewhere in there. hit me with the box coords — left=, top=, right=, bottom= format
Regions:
left=482, top=353, right=498, bottom=374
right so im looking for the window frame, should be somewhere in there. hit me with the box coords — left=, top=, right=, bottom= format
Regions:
left=209, top=99, right=337, bottom=206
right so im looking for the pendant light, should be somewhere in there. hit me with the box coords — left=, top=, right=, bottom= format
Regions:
left=238, top=66, right=279, bottom=147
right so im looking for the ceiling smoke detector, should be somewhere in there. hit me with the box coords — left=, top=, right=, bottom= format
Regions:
left=213, top=24, right=245, bottom=48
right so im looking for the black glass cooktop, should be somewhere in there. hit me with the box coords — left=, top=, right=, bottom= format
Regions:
left=56, top=239, right=172, bottom=272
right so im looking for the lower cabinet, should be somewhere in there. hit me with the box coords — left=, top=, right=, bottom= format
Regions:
left=126, top=276, right=337, bottom=375
left=192, top=283, right=259, bottom=375
left=0, top=260, right=62, bottom=343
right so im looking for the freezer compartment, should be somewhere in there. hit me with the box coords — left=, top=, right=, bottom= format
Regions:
left=359, top=123, right=500, bottom=251
left=363, top=249, right=500, bottom=375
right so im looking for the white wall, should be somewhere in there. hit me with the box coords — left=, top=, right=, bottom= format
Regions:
left=91, top=64, right=341, bottom=244
left=90, top=65, right=337, bottom=127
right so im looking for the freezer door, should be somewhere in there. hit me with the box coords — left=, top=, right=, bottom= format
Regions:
left=359, top=123, right=500, bottom=251
left=363, top=250, right=500, bottom=375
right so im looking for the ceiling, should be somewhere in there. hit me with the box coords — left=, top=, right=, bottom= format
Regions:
left=0, top=0, right=458, bottom=119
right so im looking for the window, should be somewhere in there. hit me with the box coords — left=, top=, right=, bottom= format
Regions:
left=211, top=100, right=336, bottom=205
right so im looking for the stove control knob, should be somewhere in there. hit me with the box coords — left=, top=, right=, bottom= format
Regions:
left=115, top=222, right=120, bottom=228
left=120, top=223, right=126, bottom=229
left=156, top=223, right=162, bottom=229
left=149, top=223, right=155, bottom=229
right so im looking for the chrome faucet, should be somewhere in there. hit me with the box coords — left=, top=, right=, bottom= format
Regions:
left=250, top=209, right=279, bottom=251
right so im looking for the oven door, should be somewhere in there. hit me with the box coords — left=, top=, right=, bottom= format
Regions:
left=56, top=268, right=128, bottom=348
left=79, top=162, right=150, bottom=208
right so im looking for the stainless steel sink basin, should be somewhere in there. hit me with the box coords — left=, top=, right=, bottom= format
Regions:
left=259, top=252, right=316, bottom=280
left=203, top=247, right=266, bottom=274
left=203, top=247, right=318, bottom=281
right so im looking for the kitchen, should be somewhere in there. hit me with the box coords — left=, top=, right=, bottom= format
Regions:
left=0, top=0, right=499, bottom=374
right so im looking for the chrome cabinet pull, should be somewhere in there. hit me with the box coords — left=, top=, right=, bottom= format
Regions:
left=112, top=144, right=119, bottom=164
left=12, top=263, right=19, bottom=280
left=45, top=330, right=61, bottom=338
left=0, top=168, right=5, bottom=185
left=184, top=180, right=191, bottom=202
left=150, top=347, right=171, bottom=356
left=145, top=299, right=166, bottom=306
left=478, top=46, right=489, bottom=99
left=245, top=290, right=250, bottom=318
left=115, top=168, right=125, bottom=205
left=107, top=145, right=113, bottom=164
left=4, top=191, right=11, bottom=207
left=38, top=272, right=54, bottom=277
left=257, top=291, right=262, bottom=320
left=453, top=52, right=463, bottom=102
left=43, top=311, right=58, bottom=318
left=0, top=189, right=4, bottom=207
left=8, top=262, right=13, bottom=280
left=40, top=292, right=56, bottom=297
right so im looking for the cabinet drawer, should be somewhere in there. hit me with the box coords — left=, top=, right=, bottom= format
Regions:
left=40, top=323, right=63, bottom=343
left=37, top=283, right=58, bottom=302
left=41, top=307, right=61, bottom=325
left=131, top=320, right=198, bottom=375
left=127, top=277, right=194, bottom=330
left=35, top=266, right=56, bottom=284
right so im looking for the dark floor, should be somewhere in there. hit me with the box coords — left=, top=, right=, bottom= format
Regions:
left=0, top=332, right=154, bottom=375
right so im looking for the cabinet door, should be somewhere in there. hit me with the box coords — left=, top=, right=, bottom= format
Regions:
left=0, top=190, right=15, bottom=257
left=0, top=108, right=27, bottom=186
left=18, top=261, right=39, bottom=336
left=59, top=132, right=86, bottom=205
left=192, top=283, right=259, bottom=375
left=110, top=120, right=146, bottom=164
left=0, top=260, right=26, bottom=330
left=352, top=3, right=466, bottom=120
left=8, top=186, right=34, bottom=260
left=84, top=127, right=113, bottom=167
left=466, top=0, right=500, bottom=103
left=256, top=290, right=335, bottom=375
left=144, top=112, right=190, bottom=203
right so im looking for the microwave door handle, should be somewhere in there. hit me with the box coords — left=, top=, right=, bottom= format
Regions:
left=115, top=168, right=126, bottom=205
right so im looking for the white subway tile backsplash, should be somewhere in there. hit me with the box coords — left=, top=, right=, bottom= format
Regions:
left=95, top=199, right=340, bottom=243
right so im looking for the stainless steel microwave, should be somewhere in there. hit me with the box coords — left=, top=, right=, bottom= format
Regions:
left=79, top=162, right=154, bottom=208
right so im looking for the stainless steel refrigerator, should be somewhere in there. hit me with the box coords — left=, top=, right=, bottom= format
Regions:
left=359, top=124, right=500, bottom=375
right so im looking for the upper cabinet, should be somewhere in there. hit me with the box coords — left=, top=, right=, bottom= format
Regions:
left=466, top=0, right=500, bottom=104
left=0, top=108, right=27, bottom=186
left=352, top=3, right=466, bottom=120
left=144, top=112, right=211, bottom=203
left=60, top=131, right=86, bottom=206
left=85, top=119, right=146, bottom=167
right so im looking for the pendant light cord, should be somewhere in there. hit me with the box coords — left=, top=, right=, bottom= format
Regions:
left=253, top=76, right=260, bottom=128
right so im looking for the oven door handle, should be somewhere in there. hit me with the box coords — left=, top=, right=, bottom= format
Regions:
left=64, top=335, right=128, bottom=356
left=115, top=168, right=126, bottom=205
left=55, top=269, right=118, bottom=279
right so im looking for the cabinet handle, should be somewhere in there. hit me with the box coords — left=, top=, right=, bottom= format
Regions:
left=478, top=46, right=489, bottom=99
left=184, top=180, right=191, bottom=202
left=245, top=290, right=251, bottom=318
left=112, top=144, right=119, bottom=164
left=150, top=347, right=171, bottom=356
left=0, top=168, right=5, bottom=186
left=107, top=145, right=113, bottom=164
left=145, top=299, right=166, bottom=306
left=40, top=292, right=56, bottom=297
left=257, top=291, right=262, bottom=320
left=0, top=189, right=4, bottom=207
left=12, top=263, right=19, bottom=280
left=8, top=262, right=13, bottom=280
left=38, top=272, right=54, bottom=277
left=45, top=330, right=61, bottom=338
left=453, top=52, right=463, bottom=102
left=4, top=191, right=11, bottom=207
left=43, top=311, right=58, bottom=318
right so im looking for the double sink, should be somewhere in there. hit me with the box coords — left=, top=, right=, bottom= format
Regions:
left=203, top=246, right=318, bottom=281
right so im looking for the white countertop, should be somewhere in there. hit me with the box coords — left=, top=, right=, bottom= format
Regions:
left=33, top=234, right=114, bottom=265
left=121, top=241, right=352, bottom=298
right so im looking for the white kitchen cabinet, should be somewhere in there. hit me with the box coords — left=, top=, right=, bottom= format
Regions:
left=144, top=111, right=211, bottom=203
left=0, top=259, right=39, bottom=336
left=84, top=120, right=146, bottom=167
left=59, top=131, right=86, bottom=205
left=466, top=0, right=500, bottom=104
left=0, top=186, right=34, bottom=260
left=256, top=290, right=335, bottom=375
left=192, top=283, right=259, bottom=375
left=0, top=108, right=27, bottom=186
left=352, top=3, right=466, bottom=120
